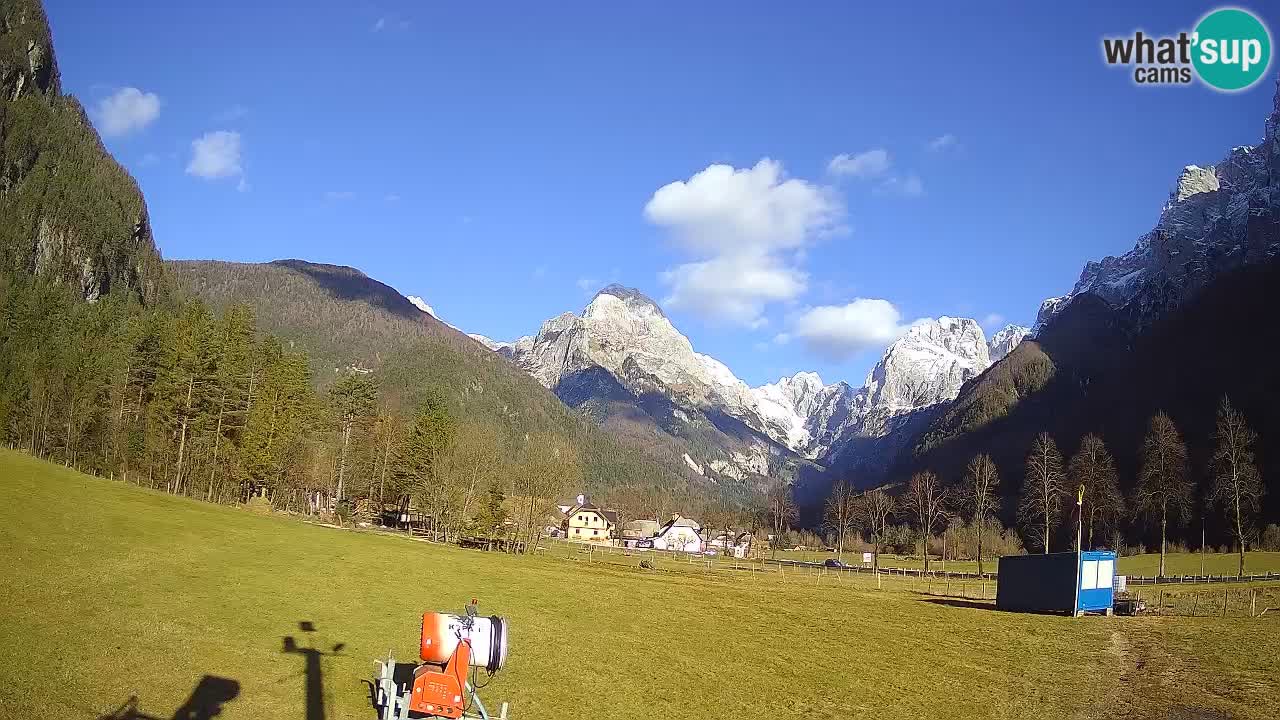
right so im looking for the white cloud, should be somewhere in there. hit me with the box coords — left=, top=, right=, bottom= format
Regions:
left=790, top=299, right=915, bottom=360
left=94, top=87, right=160, bottom=137
left=927, top=133, right=958, bottom=152
left=644, top=158, right=844, bottom=327
left=982, top=313, right=1005, bottom=329
left=575, top=277, right=597, bottom=293
left=373, top=17, right=387, bottom=31
left=324, top=190, right=356, bottom=201
left=661, top=253, right=805, bottom=328
left=827, top=149, right=891, bottom=178
left=186, top=131, right=242, bottom=180
left=236, top=177, right=249, bottom=193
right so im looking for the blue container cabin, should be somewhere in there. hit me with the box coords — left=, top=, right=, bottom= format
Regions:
left=996, top=550, right=1116, bottom=616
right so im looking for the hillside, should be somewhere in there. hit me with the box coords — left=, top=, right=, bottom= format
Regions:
left=0, top=0, right=165, bottom=303
left=167, top=259, right=706, bottom=499
left=899, top=257, right=1280, bottom=541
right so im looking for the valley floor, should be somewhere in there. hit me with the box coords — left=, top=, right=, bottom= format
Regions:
left=0, top=450, right=1276, bottom=720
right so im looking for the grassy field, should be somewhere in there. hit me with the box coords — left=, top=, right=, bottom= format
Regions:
left=772, top=548, right=1280, bottom=577
left=2, top=450, right=1277, bottom=720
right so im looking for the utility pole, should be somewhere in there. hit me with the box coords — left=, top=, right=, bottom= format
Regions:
left=1073, top=484, right=1084, bottom=617
left=1201, top=512, right=1206, bottom=576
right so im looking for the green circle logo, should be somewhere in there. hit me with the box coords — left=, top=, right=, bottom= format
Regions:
left=1192, top=8, right=1272, bottom=91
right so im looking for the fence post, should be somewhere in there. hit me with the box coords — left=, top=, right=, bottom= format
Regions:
left=1251, top=589, right=1257, bottom=618
left=1223, top=586, right=1229, bottom=617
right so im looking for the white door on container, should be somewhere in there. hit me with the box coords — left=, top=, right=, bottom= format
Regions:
left=1081, top=560, right=1099, bottom=589
left=1096, top=560, right=1114, bottom=591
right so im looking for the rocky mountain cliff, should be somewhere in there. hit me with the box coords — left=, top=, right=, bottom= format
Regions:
left=475, top=284, right=1010, bottom=487
left=987, top=324, right=1031, bottom=362
left=897, top=76, right=1280, bottom=535
left=1036, top=81, right=1280, bottom=333
left=0, top=0, right=164, bottom=303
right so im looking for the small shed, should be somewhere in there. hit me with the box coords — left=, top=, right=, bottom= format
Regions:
left=996, top=550, right=1116, bottom=616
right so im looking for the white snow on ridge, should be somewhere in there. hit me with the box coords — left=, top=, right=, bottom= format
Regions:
left=407, top=295, right=435, bottom=316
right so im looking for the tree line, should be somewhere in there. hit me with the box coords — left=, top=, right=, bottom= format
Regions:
left=0, top=275, right=625, bottom=550
left=818, top=401, right=1268, bottom=577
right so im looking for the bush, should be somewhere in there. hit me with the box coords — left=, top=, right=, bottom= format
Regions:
left=1259, top=524, right=1280, bottom=552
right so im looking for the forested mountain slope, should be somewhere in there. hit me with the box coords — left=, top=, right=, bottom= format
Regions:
left=899, top=243, right=1280, bottom=544
left=0, top=0, right=165, bottom=303
left=168, top=259, right=708, bottom=499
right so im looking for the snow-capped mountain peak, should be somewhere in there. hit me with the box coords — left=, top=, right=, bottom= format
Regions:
left=471, top=284, right=999, bottom=477
left=988, top=324, right=1031, bottom=362
left=862, top=316, right=989, bottom=414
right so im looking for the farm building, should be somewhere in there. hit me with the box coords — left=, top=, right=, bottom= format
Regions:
left=701, top=529, right=754, bottom=558
left=653, top=514, right=703, bottom=552
left=996, top=550, right=1116, bottom=616
left=620, top=519, right=660, bottom=548
left=562, top=503, right=618, bottom=543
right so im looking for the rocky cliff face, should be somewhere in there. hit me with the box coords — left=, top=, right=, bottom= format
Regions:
left=987, top=324, right=1031, bottom=362
left=0, top=0, right=164, bottom=303
left=479, top=283, right=1003, bottom=483
left=1036, top=78, right=1280, bottom=333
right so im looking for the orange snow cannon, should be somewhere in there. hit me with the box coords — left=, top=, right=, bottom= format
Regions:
left=373, top=600, right=509, bottom=719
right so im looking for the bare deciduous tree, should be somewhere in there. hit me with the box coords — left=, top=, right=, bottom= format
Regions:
left=1134, top=411, right=1193, bottom=578
left=824, top=480, right=859, bottom=563
left=1069, top=434, right=1123, bottom=551
left=906, top=471, right=947, bottom=573
left=511, top=432, right=580, bottom=554
left=855, top=488, right=897, bottom=572
left=962, top=453, right=1000, bottom=576
left=767, top=477, right=798, bottom=558
left=1208, top=396, right=1265, bottom=578
left=1018, top=432, right=1066, bottom=554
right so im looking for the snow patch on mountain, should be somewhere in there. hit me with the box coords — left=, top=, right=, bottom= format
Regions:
left=407, top=295, right=435, bottom=316
left=987, top=324, right=1031, bottom=362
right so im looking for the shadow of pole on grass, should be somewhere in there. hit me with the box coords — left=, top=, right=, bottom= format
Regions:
left=97, top=675, right=241, bottom=720
left=283, top=620, right=345, bottom=720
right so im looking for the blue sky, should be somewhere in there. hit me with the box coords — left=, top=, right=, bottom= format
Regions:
left=47, top=1, right=1276, bottom=387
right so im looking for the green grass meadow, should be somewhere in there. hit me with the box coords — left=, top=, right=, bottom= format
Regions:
left=1, top=450, right=1277, bottom=720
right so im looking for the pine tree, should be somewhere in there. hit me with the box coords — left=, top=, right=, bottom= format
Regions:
left=152, top=301, right=217, bottom=495
left=397, top=394, right=456, bottom=534
left=327, top=372, right=378, bottom=503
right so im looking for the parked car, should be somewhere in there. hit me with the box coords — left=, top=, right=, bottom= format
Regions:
left=823, top=558, right=849, bottom=569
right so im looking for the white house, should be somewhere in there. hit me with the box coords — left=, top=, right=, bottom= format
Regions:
left=652, top=514, right=703, bottom=553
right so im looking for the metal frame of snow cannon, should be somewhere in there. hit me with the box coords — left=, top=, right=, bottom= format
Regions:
left=373, top=651, right=508, bottom=720
left=373, top=601, right=509, bottom=720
